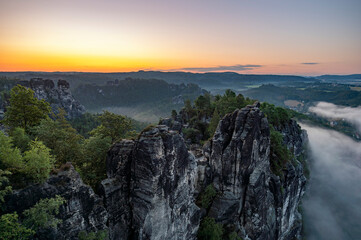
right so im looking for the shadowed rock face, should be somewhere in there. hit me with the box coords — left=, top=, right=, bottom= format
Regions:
left=206, top=103, right=275, bottom=239
left=4, top=164, right=108, bottom=240
left=196, top=103, right=307, bottom=240
left=101, top=126, right=201, bottom=240
left=20, top=78, right=85, bottom=119
left=101, top=103, right=307, bottom=240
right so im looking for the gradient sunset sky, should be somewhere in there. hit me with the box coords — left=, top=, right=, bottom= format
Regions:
left=0, top=0, right=360, bottom=75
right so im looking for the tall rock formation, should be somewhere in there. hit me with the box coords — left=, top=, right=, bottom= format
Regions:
left=100, top=103, right=307, bottom=240
left=197, top=103, right=307, bottom=240
left=20, top=78, right=85, bottom=118
left=101, top=126, right=201, bottom=240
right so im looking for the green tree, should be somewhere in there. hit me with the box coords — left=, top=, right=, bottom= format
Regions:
left=90, top=111, right=133, bottom=142
left=207, top=108, right=220, bottom=137
left=22, top=140, right=55, bottom=183
left=69, top=113, right=101, bottom=138
left=78, top=230, right=108, bottom=240
left=32, top=109, right=83, bottom=165
left=78, top=134, right=112, bottom=189
left=0, top=131, right=23, bottom=171
left=184, top=99, right=196, bottom=118
left=228, top=232, right=242, bottom=240
left=10, top=127, right=31, bottom=152
left=0, top=170, right=12, bottom=209
left=23, top=195, right=65, bottom=231
left=198, top=184, right=217, bottom=209
left=0, top=212, right=34, bottom=240
left=195, top=95, right=211, bottom=116
left=171, top=109, right=177, bottom=120
left=197, top=217, right=223, bottom=240
left=2, top=85, right=50, bottom=131
left=182, top=128, right=201, bottom=144
left=269, top=126, right=293, bottom=177
left=260, top=102, right=290, bottom=127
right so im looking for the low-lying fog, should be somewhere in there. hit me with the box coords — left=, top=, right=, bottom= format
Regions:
left=301, top=123, right=361, bottom=240
left=309, top=101, right=361, bottom=133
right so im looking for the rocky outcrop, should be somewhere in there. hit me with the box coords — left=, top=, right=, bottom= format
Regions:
left=195, top=102, right=307, bottom=240
left=99, top=103, right=306, bottom=240
left=2, top=103, right=307, bottom=240
left=101, top=126, right=201, bottom=240
left=4, top=164, right=108, bottom=240
left=273, top=120, right=307, bottom=240
left=20, top=78, right=85, bottom=119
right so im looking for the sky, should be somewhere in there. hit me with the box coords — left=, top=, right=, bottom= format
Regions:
left=0, top=0, right=360, bottom=75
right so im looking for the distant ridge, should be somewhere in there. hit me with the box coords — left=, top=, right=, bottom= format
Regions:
left=0, top=71, right=315, bottom=90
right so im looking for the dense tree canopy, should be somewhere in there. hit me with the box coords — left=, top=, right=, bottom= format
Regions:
left=90, top=111, right=135, bottom=142
left=182, top=90, right=254, bottom=143
left=32, top=109, right=83, bottom=166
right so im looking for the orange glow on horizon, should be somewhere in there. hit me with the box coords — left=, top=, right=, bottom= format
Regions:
left=0, top=0, right=360, bottom=76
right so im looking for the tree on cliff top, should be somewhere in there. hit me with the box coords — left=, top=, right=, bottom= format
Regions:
left=2, top=85, right=50, bottom=132
left=90, top=111, right=134, bottom=142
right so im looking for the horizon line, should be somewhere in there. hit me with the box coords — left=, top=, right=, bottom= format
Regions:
left=1, top=70, right=360, bottom=77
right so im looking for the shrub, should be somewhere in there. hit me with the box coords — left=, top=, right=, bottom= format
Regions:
left=0, top=131, right=23, bottom=170
left=22, top=195, right=65, bottom=230
left=197, top=217, right=223, bottom=240
left=0, top=212, right=34, bottom=240
left=78, top=230, right=108, bottom=240
left=183, top=128, right=201, bottom=143
left=22, top=140, right=55, bottom=183
left=199, top=185, right=217, bottom=209
left=10, top=127, right=31, bottom=152
left=269, top=126, right=293, bottom=177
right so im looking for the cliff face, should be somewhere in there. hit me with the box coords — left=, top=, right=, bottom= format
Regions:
left=273, top=120, right=307, bottom=240
left=196, top=103, right=307, bottom=240
left=20, top=78, right=85, bottom=119
left=101, top=126, right=201, bottom=240
left=205, top=103, right=275, bottom=239
left=4, top=164, right=108, bottom=240
left=99, top=103, right=307, bottom=240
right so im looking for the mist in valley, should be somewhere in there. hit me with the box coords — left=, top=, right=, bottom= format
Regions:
left=309, top=102, right=361, bottom=133
left=301, top=124, right=361, bottom=240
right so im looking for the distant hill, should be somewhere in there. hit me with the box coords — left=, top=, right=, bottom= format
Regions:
left=316, top=74, right=361, bottom=81
left=0, top=71, right=315, bottom=91
left=73, top=78, right=205, bottom=122
left=243, top=83, right=361, bottom=109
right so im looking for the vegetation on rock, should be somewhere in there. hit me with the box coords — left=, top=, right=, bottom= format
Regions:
left=197, top=217, right=224, bottom=240
left=181, top=90, right=254, bottom=143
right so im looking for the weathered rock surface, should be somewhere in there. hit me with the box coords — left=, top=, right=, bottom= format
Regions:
left=101, top=126, right=201, bottom=240
left=4, top=164, right=108, bottom=240
left=20, top=78, right=85, bottom=118
left=196, top=102, right=307, bottom=240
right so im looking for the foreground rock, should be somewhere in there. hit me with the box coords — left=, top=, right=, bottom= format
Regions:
left=197, top=102, right=307, bottom=240
left=101, top=126, right=201, bottom=240
left=4, top=164, right=108, bottom=240
left=100, top=103, right=307, bottom=240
